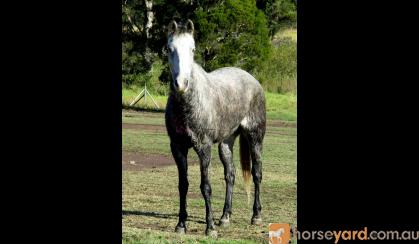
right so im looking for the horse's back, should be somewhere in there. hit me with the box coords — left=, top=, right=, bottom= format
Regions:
left=208, top=67, right=263, bottom=91
left=208, top=66, right=265, bottom=110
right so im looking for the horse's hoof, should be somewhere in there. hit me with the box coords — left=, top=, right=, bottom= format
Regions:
left=175, top=226, right=186, bottom=234
left=219, top=218, right=230, bottom=227
left=205, top=229, right=218, bottom=238
left=251, top=217, right=262, bottom=225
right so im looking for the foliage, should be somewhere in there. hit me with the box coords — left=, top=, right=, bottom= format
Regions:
left=122, top=0, right=151, bottom=86
left=256, top=0, right=297, bottom=39
left=122, top=0, right=297, bottom=93
left=255, top=29, right=297, bottom=93
left=194, top=0, right=271, bottom=72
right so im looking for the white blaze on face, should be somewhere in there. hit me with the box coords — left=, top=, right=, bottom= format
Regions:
left=168, top=33, right=195, bottom=93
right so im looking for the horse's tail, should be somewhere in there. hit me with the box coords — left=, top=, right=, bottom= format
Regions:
left=240, top=133, right=251, bottom=204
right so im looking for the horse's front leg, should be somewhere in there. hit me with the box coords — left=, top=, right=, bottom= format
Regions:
left=170, top=142, right=189, bottom=234
left=195, top=144, right=217, bottom=237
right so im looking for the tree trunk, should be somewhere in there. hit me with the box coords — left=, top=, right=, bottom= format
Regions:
left=145, top=0, right=154, bottom=38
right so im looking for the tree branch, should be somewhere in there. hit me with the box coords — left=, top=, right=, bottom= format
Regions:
left=123, top=4, right=141, bottom=33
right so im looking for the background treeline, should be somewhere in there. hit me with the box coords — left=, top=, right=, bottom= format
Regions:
left=122, top=0, right=296, bottom=95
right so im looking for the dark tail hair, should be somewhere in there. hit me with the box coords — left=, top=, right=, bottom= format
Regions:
left=240, top=133, right=251, bottom=204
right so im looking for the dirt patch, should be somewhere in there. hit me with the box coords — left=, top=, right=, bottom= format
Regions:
left=123, top=110, right=164, bottom=118
left=267, top=120, right=297, bottom=128
left=122, top=123, right=166, bottom=132
left=123, top=122, right=295, bottom=133
left=122, top=151, right=198, bottom=171
left=123, top=110, right=296, bottom=128
left=123, top=151, right=174, bottom=171
left=265, top=131, right=296, bottom=137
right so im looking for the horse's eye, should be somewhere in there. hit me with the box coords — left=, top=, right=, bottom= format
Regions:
left=192, top=48, right=195, bottom=52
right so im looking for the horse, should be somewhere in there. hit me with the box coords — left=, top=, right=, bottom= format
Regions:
left=165, top=19, right=266, bottom=237
left=269, top=228, right=285, bottom=244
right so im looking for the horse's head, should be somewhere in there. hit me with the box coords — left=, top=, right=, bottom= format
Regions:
left=167, top=19, right=195, bottom=94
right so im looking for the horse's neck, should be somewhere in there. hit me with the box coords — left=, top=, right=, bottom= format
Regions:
left=190, top=62, right=210, bottom=93
left=181, top=63, right=214, bottom=125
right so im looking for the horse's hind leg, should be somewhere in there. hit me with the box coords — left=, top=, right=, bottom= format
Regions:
left=218, top=135, right=237, bottom=227
left=247, top=129, right=265, bottom=225
left=170, top=142, right=189, bottom=234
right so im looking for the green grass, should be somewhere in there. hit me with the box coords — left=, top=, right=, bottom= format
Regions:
left=122, top=86, right=168, bottom=111
left=265, top=92, right=297, bottom=121
left=122, top=113, right=166, bottom=126
left=123, top=227, right=259, bottom=244
left=122, top=111, right=296, bottom=243
left=122, top=88, right=296, bottom=122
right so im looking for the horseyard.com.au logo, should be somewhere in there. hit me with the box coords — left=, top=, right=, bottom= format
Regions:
left=269, top=223, right=291, bottom=244
left=268, top=224, right=419, bottom=243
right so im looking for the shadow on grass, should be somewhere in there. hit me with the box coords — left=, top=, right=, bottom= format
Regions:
left=122, top=210, right=206, bottom=224
left=122, top=210, right=177, bottom=219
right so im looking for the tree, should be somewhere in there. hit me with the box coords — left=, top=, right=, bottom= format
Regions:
left=256, top=0, right=297, bottom=39
left=122, top=0, right=150, bottom=85
left=194, top=0, right=272, bottom=72
left=122, top=0, right=279, bottom=86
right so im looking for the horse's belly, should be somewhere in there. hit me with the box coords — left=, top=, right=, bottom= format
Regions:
left=212, top=124, right=240, bottom=143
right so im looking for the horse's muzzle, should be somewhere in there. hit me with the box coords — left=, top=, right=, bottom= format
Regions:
left=175, top=78, right=189, bottom=93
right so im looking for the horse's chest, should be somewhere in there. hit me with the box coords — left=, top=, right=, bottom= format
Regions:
left=169, top=113, right=213, bottom=145
left=172, top=114, right=189, bottom=136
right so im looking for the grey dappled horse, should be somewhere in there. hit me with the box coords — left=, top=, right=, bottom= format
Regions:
left=165, top=20, right=266, bottom=237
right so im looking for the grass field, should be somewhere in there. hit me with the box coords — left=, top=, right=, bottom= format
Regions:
left=122, top=110, right=297, bottom=243
left=122, top=87, right=168, bottom=112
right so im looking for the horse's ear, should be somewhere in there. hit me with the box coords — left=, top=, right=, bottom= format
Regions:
left=186, top=19, right=194, bottom=34
left=168, top=20, right=178, bottom=36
